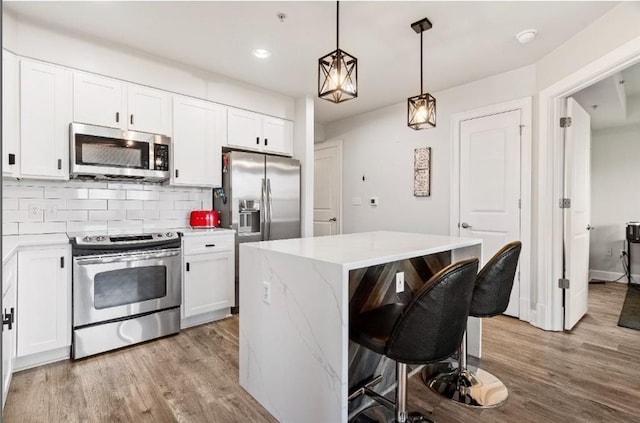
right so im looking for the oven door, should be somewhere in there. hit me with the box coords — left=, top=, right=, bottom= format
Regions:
left=73, top=248, right=181, bottom=327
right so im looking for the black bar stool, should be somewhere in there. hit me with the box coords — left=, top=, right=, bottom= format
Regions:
left=349, top=258, right=479, bottom=423
left=425, top=241, right=522, bottom=408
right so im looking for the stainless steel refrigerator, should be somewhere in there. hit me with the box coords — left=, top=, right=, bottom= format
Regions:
left=214, top=151, right=301, bottom=312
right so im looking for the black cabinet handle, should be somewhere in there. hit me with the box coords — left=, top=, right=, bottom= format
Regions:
left=60, top=256, right=65, bottom=268
left=3, top=308, right=14, bottom=330
left=116, top=112, right=120, bottom=123
left=130, top=114, right=134, bottom=125
left=8, top=153, right=15, bottom=165
left=256, top=137, right=260, bottom=145
left=175, top=169, right=179, bottom=178
left=57, top=159, right=62, bottom=170
left=205, top=244, right=216, bottom=248
left=186, top=262, right=190, bottom=272
left=265, top=138, right=268, bottom=146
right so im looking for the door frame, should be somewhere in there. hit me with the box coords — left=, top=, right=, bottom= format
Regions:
left=450, top=97, right=533, bottom=322
left=314, top=139, right=343, bottom=235
left=537, top=36, right=640, bottom=331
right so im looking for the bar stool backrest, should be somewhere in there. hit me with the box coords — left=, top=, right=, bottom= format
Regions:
left=470, top=241, right=522, bottom=318
left=385, top=258, right=479, bottom=365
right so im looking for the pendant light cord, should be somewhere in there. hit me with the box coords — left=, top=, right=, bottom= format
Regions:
left=336, top=1, right=340, bottom=51
left=420, top=30, right=424, bottom=95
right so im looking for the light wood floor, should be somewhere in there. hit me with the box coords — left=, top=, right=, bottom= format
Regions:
left=5, top=283, right=640, bottom=422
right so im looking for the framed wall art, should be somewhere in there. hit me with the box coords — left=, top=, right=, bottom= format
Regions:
left=414, top=147, right=431, bottom=197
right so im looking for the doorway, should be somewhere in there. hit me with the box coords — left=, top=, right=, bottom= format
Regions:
left=450, top=97, right=532, bottom=321
left=537, top=36, right=640, bottom=331
left=313, top=139, right=342, bottom=236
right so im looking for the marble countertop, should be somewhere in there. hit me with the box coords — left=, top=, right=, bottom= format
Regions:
left=3, top=233, right=70, bottom=264
left=242, top=231, right=481, bottom=270
left=178, top=227, right=235, bottom=237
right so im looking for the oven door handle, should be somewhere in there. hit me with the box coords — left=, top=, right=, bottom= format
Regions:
left=74, top=248, right=181, bottom=265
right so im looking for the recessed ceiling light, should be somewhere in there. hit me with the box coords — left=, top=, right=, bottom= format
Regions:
left=252, top=49, right=271, bottom=59
left=515, top=29, right=537, bottom=44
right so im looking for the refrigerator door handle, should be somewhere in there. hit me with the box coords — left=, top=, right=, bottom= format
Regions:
left=261, top=178, right=267, bottom=241
left=266, top=178, right=273, bottom=241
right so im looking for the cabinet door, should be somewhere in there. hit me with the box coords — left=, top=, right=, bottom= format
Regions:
left=262, top=116, right=293, bottom=156
left=20, top=59, right=72, bottom=180
left=127, top=84, right=171, bottom=135
left=172, top=96, right=226, bottom=187
left=73, top=72, right=126, bottom=129
left=2, top=50, right=20, bottom=177
left=17, top=247, right=71, bottom=357
left=183, top=251, right=234, bottom=318
left=227, top=107, right=262, bottom=151
left=2, top=254, right=17, bottom=410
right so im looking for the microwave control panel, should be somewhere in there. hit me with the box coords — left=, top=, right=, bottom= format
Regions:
left=154, top=144, right=170, bottom=171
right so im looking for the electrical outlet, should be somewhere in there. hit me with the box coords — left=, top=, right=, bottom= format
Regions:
left=606, top=248, right=613, bottom=257
left=262, top=281, right=271, bottom=305
left=46, top=204, right=58, bottom=220
left=28, top=203, right=41, bottom=219
left=395, top=272, right=405, bottom=293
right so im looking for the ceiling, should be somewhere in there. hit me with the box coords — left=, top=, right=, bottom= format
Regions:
left=573, top=62, right=640, bottom=129
left=4, top=1, right=618, bottom=124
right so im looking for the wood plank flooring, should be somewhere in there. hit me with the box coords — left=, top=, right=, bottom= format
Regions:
left=5, top=282, right=640, bottom=422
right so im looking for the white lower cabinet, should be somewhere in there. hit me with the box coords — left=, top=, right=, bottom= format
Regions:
left=2, top=254, right=17, bottom=410
left=182, top=233, right=235, bottom=327
left=17, top=246, right=71, bottom=360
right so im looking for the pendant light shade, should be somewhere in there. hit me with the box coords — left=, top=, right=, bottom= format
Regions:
left=318, top=1, right=358, bottom=103
left=408, top=18, right=436, bottom=130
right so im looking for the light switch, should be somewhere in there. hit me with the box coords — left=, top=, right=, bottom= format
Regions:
left=370, top=197, right=379, bottom=206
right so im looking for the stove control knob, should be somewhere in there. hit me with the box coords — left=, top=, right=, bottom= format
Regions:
left=96, top=236, right=105, bottom=242
left=166, top=232, right=173, bottom=238
left=157, top=233, right=163, bottom=238
left=83, top=236, right=92, bottom=242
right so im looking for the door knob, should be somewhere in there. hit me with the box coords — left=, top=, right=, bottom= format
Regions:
left=587, top=225, right=595, bottom=231
left=328, top=217, right=337, bottom=222
left=461, top=222, right=472, bottom=229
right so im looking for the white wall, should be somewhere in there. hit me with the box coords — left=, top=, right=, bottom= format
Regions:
left=3, top=12, right=294, bottom=120
left=325, top=65, right=535, bottom=235
left=536, top=2, right=640, bottom=91
left=293, top=96, right=314, bottom=238
left=590, top=123, right=640, bottom=279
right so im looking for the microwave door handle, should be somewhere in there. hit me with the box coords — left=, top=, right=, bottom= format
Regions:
left=267, top=178, right=273, bottom=241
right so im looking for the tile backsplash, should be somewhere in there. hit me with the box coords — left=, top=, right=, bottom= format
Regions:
left=2, top=179, right=213, bottom=236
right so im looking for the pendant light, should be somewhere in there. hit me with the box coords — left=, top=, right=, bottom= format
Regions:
left=318, top=1, right=358, bottom=103
left=407, top=17, right=436, bottom=130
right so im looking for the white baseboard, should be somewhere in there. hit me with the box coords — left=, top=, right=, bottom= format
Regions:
left=589, top=269, right=635, bottom=283
left=180, top=308, right=231, bottom=329
left=15, top=346, right=70, bottom=372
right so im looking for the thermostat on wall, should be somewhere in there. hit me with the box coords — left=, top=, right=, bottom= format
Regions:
left=370, top=197, right=379, bottom=206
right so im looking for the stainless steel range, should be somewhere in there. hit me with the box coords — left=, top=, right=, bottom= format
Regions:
left=71, top=232, right=182, bottom=359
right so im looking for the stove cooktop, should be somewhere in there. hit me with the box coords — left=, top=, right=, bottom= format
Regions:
left=73, top=231, right=180, bottom=246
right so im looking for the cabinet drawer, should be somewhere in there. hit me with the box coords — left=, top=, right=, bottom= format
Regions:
left=183, top=234, right=234, bottom=255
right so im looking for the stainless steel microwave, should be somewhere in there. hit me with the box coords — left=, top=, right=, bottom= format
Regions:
left=70, top=123, right=170, bottom=182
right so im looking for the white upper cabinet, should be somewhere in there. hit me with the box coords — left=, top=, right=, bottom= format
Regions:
left=73, top=72, right=170, bottom=135
left=227, top=106, right=293, bottom=156
left=2, top=49, right=20, bottom=178
left=20, top=59, right=72, bottom=180
left=127, top=84, right=171, bottom=135
left=262, top=116, right=293, bottom=156
left=73, top=72, right=125, bottom=129
left=172, top=96, right=226, bottom=188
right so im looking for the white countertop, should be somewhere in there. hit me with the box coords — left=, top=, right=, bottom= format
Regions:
left=177, top=227, right=235, bottom=237
left=3, top=233, right=70, bottom=264
left=242, top=231, right=481, bottom=270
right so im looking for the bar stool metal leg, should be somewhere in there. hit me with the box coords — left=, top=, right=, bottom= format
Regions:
left=423, top=331, right=508, bottom=408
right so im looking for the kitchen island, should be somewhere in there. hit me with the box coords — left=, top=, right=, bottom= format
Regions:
left=239, top=231, right=481, bottom=423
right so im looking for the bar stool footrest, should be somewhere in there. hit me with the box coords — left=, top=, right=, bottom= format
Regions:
left=425, top=367, right=508, bottom=408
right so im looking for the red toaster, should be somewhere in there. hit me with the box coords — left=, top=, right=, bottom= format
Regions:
left=189, top=210, right=220, bottom=228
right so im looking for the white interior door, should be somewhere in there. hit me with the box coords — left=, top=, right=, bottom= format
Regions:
left=313, top=141, right=341, bottom=236
left=564, top=97, right=591, bottom=330
left=459, top=110, right=521, bottom=317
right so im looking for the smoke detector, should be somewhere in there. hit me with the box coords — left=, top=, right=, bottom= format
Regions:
left=516, top=29, right=538, bottom=44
